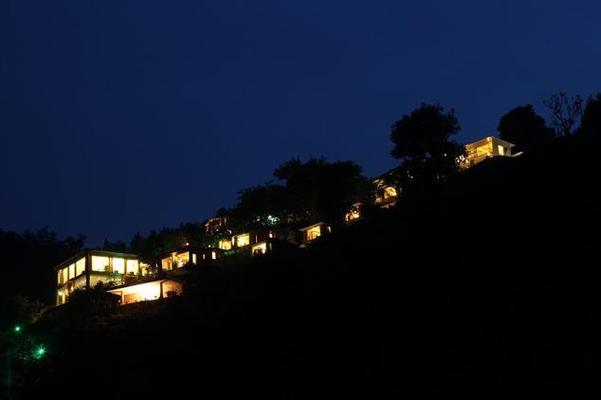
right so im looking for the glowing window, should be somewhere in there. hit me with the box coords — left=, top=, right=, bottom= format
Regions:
left=498, top=145, right=505, bottom=156
left=161, top=257, right=173, bottom=271
left=57, top=270, right=63, bottom=285
left=61, top=267, right=68, bottom=283
left=251, top=243, right=267, bottom=255
left=175, top=252, right=189, bottom=267
left=476, top=145, right=491, bottom=157
left=126, top=259, right=139, bottom=275
left=192, top=253, right=197, bottom=264
left=75, top=257, right=85, bottom=276
left=211, top=251, right=217, bottom=260
left=236, top=233, right=250, bottom=247
left=306, top=226, right=322, bottom=241
left=91, top=256, right=110, bottom=272
left=383, top=186, right=398, bottom=199
left=112, top=257, right=125, bottom=274
left=140, top=262, right=151, bottom=276
left=219, top=239, right=232, bottom=250
left=67, top=263, right=75, bottom=279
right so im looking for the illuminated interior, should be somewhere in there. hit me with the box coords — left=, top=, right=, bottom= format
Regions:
left=91, top=255, right=110, bottom=272
left=306, top=226, right=322, bottom=241
left=126, top=259, right=139, bottom=275
left=251, top=242, right=267, bottom=255
left=75, top=257, right=85, bottom=276
left=112, top=257, right=125, bottom=274
left=107, top=280, right=183, bottom=305
left=383, top=186, right=398, bottom=199
left=219, top=239, right=232, bottom=250
left=345, top=205, right=361, bottom=222
left=235, top=233, right=250, bottom=247
left=161, top=257, right=173, bottom=271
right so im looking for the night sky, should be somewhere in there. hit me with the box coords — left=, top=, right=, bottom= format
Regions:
left=1, top=0, right=600, bottom=245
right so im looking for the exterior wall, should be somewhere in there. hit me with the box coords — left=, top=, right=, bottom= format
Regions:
left=55, top=250, right=139, bottom=306
left=461, top=137, right=515, bottom=169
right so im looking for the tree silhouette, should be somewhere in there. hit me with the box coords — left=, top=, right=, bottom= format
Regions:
left=390, top=103, right=462, bottom=189
left=543, top=92, right=583, bottom=136
left=580, top=93, right=601, bottom=137
left=497, top=105, right=555, bottom=153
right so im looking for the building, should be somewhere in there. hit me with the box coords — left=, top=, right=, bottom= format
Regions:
left=55, top=249, right=144, bottom=306
left=373, top=178, right=399, bottom=208
left=344, top=202, right=363, bottom=223
left=459, top=136, right=516, bottom=169
left=107, top=279, right=183, bottom=305
left=158, top=244, right=222, bottom=271
left=299, top=222, right=331, bottom=246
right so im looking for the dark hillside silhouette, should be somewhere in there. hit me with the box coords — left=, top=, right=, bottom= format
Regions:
left=8, top=133, right=601, bottom=399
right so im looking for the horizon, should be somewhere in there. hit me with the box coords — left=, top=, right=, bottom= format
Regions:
left=2, top=0, right=600, bottom=245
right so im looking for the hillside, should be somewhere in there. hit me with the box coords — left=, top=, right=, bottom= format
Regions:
left=7, top=134, right=601, bottom=399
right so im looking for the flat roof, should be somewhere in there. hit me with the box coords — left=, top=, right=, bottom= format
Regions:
left=54, top=249, right=139, bottom=271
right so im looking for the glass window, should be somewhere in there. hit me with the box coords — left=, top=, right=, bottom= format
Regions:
left=126, top=259, right=139, bottom=275
left=498, top=145, right=505, bottom=156
left=236, top=233, right=250, bottom=247
left=174, top=252, right=189, bottom=267
left=68, top=263, right=75, bottom=279
left=192, top=253, right=197, bottom=264
left=306, top=226, right=322, bottom=241
left=112, top=257, right=125, bottom=274
left=211, top=251, right=217, bottom=260
left=61, top=267, right=68, bottom=283
left=75, top=257, right=85, bottom=276
left=91, top=256, right=110, bottom=272
left=161, top=257, right=173, bottom=271
left=57, top=270, right=63, bottom=285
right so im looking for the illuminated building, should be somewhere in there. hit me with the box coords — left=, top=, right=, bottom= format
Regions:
left=54, top=249, right=141, bottom=306
left=459, top=136, right=517, bottom=169
left=373, top=178, right=399, bottom=208
left=157, top=244, right=222, bottom=271
left=299, top=222, right=332, bottom=246
left=107, top=279, right=183, bottom=305
left=344, top=202, right=363, bottom=223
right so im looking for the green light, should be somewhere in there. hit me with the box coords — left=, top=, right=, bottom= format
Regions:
left=14, top=325, right=22, bottom=333
left=33, top=345, right=46, bottom=360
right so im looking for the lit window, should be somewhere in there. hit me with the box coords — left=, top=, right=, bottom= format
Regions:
left=126, top=259, right=139, bottom=275
left=306, top=226, right=322, bottom=241
left=75, top=257, right=85, bottom=276
left=68, top=263, right=75, bottom=279
left=211, top=251, right=217, bottom=260
left=219, top=239, right=232, bottom=250
left=57, top=270, right=62, bottom=285
left=192, top=253, right=197, bottom=264
left=161, top=257, right=173, bottom=271
left=61, top=267, right=68, bottom=283
left=383, top=186, right=398, bottom=199
left=112, top=258, right=125, bottom=274
left=91, top=256, right=110, bottom=272
left=251, top=243, right=267, bottom=255
left=235, top=233, right=250, bottom=247
left=174, top=252, right=189, bottom=267
left=498, top=145, right=505, bottom=156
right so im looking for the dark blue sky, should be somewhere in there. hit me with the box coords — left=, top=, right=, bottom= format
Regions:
left=1, top=0, right=600, bottom=245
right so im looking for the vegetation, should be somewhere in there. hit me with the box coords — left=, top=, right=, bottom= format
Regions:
left=2, top=91, right=600, bottom=398
left=389, top=103, right=462, bottom=191
left=497, top=104, right=555, bottom=153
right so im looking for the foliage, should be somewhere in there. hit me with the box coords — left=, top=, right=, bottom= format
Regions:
left=579, top=92, right=601, bottom=137
left=65, top=283, right=120, bottom=313
left=390, top=103, right=462, bottom=190
left=543, top=91, right=583, bottom=136
left=497, top=104, right=556, bottom=152
left=230, top=157, right=372, bottom=229
left=0, top=228, right=85, bottom=328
